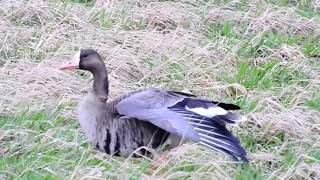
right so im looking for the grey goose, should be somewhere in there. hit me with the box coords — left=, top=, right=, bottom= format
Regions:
left=59, top=49, right=248, bottom=162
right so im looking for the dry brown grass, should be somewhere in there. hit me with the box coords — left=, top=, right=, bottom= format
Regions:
left=1, top=0, right=320, bottom=179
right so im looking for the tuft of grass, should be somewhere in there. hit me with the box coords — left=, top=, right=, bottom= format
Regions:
left=234, top=164, right=264, bottom=180
left=61, top=0, right=94, bottom=5
left=306, top=96, right=320, bottom=112
left=302, top=35, right=320, bottom=57
left=226, top=60, right=308, bottom=92
left=207, top=21, right=233, bottom=39
left=90, top=9, right=115, bottom=29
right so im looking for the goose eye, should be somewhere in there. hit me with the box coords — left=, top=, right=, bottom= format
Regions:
left=81, top=55, right=88, bottom=58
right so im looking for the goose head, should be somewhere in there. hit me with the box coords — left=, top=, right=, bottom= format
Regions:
left=60, top=49, right=109, bottom=102
left=60, top=49, right=104, bottom=71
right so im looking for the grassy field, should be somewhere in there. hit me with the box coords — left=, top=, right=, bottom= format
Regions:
left=0, top=0, right=319, bottom=179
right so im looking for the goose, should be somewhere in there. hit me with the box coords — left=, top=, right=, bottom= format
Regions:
left=59, top=49, right=248, bottom=162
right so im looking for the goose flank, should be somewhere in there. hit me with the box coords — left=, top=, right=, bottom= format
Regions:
left=59, top=49, right=248, bottom=162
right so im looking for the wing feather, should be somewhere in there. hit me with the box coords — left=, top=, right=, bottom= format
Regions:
left=116, top=88, right=248, bottom=162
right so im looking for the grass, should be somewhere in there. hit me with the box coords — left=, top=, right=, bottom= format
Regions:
left=0, top=0, right=320, bottom=179
left=306, top=96, right=320, bottom=112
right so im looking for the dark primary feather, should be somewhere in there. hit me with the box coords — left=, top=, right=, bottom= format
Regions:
left=211, top=101, right=241, bottom=110
left=168, top=98, right=247, bottom=161
left=168, top=97, right=244, bottom=125
left=116, top=88, right=248, bottom=162
left=167, top=91, right=197, bottom=97
left=167, top=91, right=241, bottom=110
